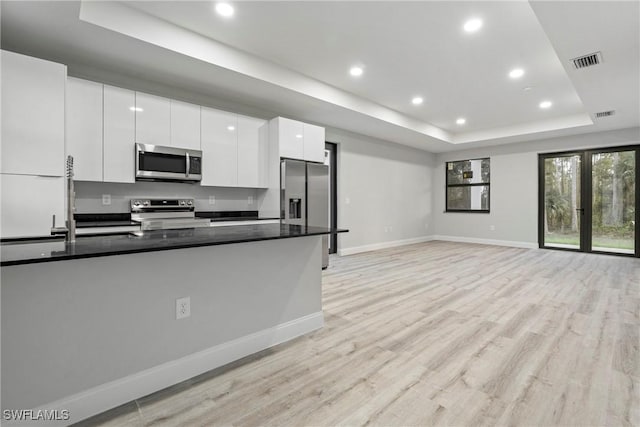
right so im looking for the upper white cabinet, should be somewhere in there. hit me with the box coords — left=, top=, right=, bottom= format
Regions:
left=201, top=107, right=238, bottom=187
left=104, top=85, right=136, bottom=183
left=270, top=117, right=325, bottom=163
left=237, top=115, right=268, bottom=188
left=1, top=50, right=65, bottom=176
left=170, top=100, right=201, bottom=150
left=135, top=92, right=171, bottom=147
left=201, top=108, right=269, bottom=188
left=302, top=123, right=325, bottom=163
left=66, top=77, right=103, bottom=181
left=274, top=117, right=304, bottom=160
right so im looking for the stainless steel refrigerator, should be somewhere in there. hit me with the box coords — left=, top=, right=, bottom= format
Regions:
left=281, top=159, right=330, bottom=268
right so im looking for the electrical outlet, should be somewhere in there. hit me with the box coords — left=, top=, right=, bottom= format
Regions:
left=489, top=225, right=496, bottom=231
left=102, top=194, right=111, bottom=206
left=176, top=297, right=191, bottom=320
left=345, top=197, right=351, bottom=205
left=248, top=196, right=254, bottom=205
left=209, top=195, right=216, bottom=205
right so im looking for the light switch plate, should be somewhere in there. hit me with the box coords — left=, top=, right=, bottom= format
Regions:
left=209, top=195, right=216, bottom=205
left=102, top=194, right=111, bottom=206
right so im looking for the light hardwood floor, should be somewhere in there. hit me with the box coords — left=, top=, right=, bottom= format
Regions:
left=77, top=242, right=639, bottom=427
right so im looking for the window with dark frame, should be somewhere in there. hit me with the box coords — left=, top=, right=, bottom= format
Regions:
left=446, top=158, right=490, bottom=212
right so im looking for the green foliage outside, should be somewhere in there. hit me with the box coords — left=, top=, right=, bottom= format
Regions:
left=544, top=152, right=635, bottom=251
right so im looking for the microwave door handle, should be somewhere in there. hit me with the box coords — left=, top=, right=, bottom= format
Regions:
left=185, top=153, right=190, bottom=178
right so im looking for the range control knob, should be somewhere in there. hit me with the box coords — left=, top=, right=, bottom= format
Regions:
left=180, top=201, right=186, bottom=206
left=133, top=200, right=141, bottom=206
left=143, top=200, right=149, bottom=206
left=187, top=200, right=193, bottom=206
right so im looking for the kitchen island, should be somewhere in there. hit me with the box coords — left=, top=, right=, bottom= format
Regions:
left=1, top=224, right=346, bottom=425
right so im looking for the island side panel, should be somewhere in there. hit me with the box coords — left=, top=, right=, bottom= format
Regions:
left=1, top=235, right=322, bottom=419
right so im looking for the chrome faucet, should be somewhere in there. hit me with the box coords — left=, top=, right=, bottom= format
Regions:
left=51, top=155, right=76, bottom=243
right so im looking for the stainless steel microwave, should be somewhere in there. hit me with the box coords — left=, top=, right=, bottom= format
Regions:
left=135, top=143, right=202, bottom=182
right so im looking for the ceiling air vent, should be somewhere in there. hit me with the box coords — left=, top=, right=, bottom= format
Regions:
left=595, top=110, right=615, bottom=118
left=571, top=52, right=602, bottom=69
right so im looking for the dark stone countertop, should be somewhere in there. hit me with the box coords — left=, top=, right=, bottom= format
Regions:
left=1, top=224, right=347, bottom=266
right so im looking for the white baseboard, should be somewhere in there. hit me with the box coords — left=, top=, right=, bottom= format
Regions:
left=432, top=235, right=538, bottom=249
left=338, top=235, right=435, bottom=256
left=14, top=312, right=324, bottom=427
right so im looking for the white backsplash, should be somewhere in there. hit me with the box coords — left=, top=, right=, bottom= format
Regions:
left=74, top=181, right=264, bottom=213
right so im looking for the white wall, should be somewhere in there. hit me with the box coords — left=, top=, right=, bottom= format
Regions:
left=433, top=127, right=640, bottom=247
left=74, top=181, right=264, bottom=214
left=327, top=128, right=436, bottom=255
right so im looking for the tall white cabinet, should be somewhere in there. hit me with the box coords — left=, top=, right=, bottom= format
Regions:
left=1, top=50, right=66, bottom=238
left=1, top=50, right=65, bottom=176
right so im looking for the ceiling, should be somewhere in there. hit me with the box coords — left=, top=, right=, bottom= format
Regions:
left=1, top=1, right=638, bottom=153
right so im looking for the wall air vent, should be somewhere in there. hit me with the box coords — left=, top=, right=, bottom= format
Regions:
left=595, top=110, right=615, bottom=118
left=571, top=52, right=602, bottom=69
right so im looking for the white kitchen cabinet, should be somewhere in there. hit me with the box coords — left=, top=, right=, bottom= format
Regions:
left=270, top=117, right=325, bottom=163
left=303, top=123, right=325, bottom=163
left=1, top=174, right=64, bottom=238
left=135, top=92, right=171, bottom=147
left=237, top=115, right=268, bottom=188
left=104, top=85, right=135, bottom=183
left=274, top=117, right=304, bottom=160
left=1, top=50, right=65, bottom=176
left=170, top=100, right=201, bottom=150
left=66, top=77, right=103, bottom=181
left=201, top=107, right=238, bottom=187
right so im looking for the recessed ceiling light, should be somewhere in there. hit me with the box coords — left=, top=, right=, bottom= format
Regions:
left=463, top=18, right=483, bottom=33
left=215, top=2, right=234, bottom=17
left=509, top=68, right=524, bottom=79
left=539, top=100, right=552, bottom=109
left=349, top=66, right=363, bottom=77
left=129, top=106, right=143, bottom=112
left=456, top=118, right=466, bottom=125
left=411, top=96, right=424, bottom=105
left=227, top=125, right=235, bottom=131
left=295, top=134, right=303, bottom=139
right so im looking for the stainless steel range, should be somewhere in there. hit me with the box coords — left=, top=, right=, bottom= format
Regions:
left=130, top=198, right=211, bottom=231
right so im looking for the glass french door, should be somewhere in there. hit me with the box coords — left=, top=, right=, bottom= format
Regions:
left=539, top=146, right=639, bottom=257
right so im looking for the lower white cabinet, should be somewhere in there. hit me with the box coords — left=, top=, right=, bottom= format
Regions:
left=66, top=77, right=103, bottom=181
left=104, top=85, right=135, bottom=183
left=1, top=174, right=64, bottom=238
